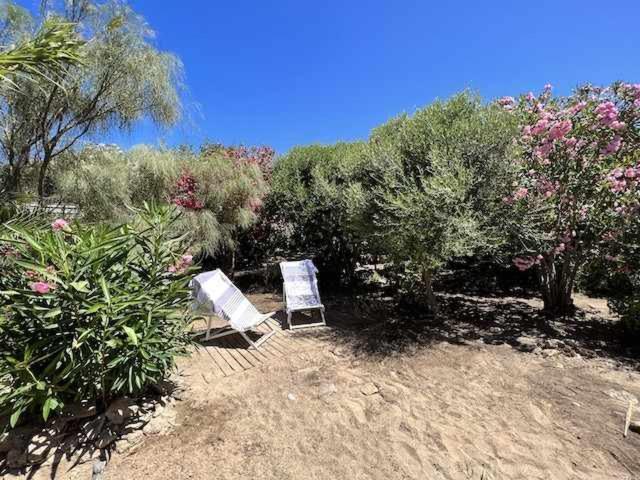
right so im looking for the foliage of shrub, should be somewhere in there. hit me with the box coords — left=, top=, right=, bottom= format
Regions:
left=0, top=205, right=195, bottom=428
left=345, top=92, right=518, bottom=309
left=53, top=143, right=269, bottom=260
left=264, top=142, right=368, bottom=285
left=502, top=82, right=640, bottom=314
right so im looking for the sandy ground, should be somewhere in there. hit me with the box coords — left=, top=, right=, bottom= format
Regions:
left=23, top=293, right=640, bottom=479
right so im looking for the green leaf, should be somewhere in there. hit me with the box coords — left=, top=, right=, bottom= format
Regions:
left=99, top=276, right=111, bottom=305
left=122, top=326, right=138, bottom=346
left=10, top=409, right=22, bottom=428
left=44, top=308, right=62, bottom=319
left=70, top=281, right=90, bottom=293
left=42, top=397, right=59, bottom=421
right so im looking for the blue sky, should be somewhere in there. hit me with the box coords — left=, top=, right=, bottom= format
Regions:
left=113, top=0, right=640, bottom=154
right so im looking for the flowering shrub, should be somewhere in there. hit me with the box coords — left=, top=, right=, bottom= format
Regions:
left=0, top=205, right=195, bottom=427
left=503, top=82, right=640, bottom=313
left=171, top=171, right=204, bottom=210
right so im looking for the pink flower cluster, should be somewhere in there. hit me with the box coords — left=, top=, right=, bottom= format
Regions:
left=172, top=172, right=204, bottom=210
left=548, top=120, right=572, bottom=140
left=168, top=254, right=194, bottom=274
left=30, top=281, right=52, bottom=294
left=607, top=165, right=639, bottom=194
left=26, top=266, right=57, bottom=295
left=51, top=218, right=69, bottom=232
left=600, top=135, right=622, bottom=156
left=595, top=101, right=625, bottom=129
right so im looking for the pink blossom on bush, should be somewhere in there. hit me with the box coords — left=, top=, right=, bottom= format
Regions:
left=30, top=281, right=52, bottom=294
left=600, top=135, right=622, bottom=156
left=513, top=256, right=537, bottom=271
left=51, top=219, right=69, bottom=232
left=548, top=120, right=572, bottom=140
left=513, top=187, right=529, bottom=200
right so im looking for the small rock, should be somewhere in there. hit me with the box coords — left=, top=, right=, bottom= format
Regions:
left=360, top=383, right=379, bottom=396
left=106, top=398, right=135, bottom=426
left=287, top=393, right=296, bottom=401
left=122, top=420, right=147, bottom=433
left=542, top=349, right=560, bottom=358
left=318, top=383, right=337, bottom=398
left=516, top=336, right=538, bottom=352
left=92, top=459, right=106, bottom=480
left=115, top=430, right=145, bottom=454
left=629, top=421, right=640, bottom=434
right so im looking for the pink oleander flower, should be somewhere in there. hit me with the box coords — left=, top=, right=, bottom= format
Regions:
left=548, top=120, right=572, bottom=140
left=526, top=92, right=535, bottom=102
left=51, top=218, right=69, bottom=232
left=513, top=187, right=529, bottom=200
left=530, top=118, right=550, bottom=135
left=600, top=135, right=622, bottom=156
left=181, top=254, right=194, bottom=266
left=534, top=142, right=553, bottom=158
left=624, top=167, right=637, bottom=179
left=595, top=101, right=620, bottom=128
left=569, top=101, right=587, bottom=115
left=554, top=243, right=566, bottom=254
left=521, top=125, right=532, bottom=136
left=30, top=281, right=52, bottom=294
left=610, top=121, right=626, bottom=130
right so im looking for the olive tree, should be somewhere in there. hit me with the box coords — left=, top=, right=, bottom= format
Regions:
left=347, top=92, right=518, bottom=312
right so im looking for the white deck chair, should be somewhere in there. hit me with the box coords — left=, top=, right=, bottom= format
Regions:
left=280, top=260, right=326, bottom=330
left=190, top=269, right=276, bottom=349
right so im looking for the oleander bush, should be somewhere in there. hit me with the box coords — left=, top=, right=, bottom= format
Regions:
left=0, top=205, right=195, bottom=428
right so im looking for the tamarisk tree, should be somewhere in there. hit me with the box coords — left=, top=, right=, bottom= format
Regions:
left=0, top=0, right=181, bottom=196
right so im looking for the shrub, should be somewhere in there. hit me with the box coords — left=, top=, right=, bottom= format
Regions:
left=346, top=92, right=518, bottom=310
left=265, top=142, right=368, bottom=285
left=503, top=82, right=640, bottom=314
left=53, top=143, right=268, bottom=261
left=0, top=205, right=195, bottom=428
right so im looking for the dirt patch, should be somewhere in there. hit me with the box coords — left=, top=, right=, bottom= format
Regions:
left=15, top=293, right=640, bottom=479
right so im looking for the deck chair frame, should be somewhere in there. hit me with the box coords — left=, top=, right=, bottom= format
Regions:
left=201, top=311, right=276, bottom=349
left=280, top=260, right=327, bottom=330
left=191, top=269, right=277, bottom=349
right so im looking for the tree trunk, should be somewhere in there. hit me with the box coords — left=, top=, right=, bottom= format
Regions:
left=4, top=164, right=21, bottom=194
left=421, top=267, right=439, bottom=315
left=538, top=259, right=577, bottom=316
left=37, top=154, right=52, bottom=201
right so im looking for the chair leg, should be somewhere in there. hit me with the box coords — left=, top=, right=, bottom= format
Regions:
left=287, top=311, right=293, bottom=330
left=205, top=315, right=213, bottom=341
left=320, top=307, right=327, bottom=326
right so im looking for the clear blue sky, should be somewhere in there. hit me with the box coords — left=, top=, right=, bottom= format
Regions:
left=115, top=0, right=639, bottom=155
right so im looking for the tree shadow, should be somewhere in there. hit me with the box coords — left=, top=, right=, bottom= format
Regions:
left=323, top=291, right=640, bottom=367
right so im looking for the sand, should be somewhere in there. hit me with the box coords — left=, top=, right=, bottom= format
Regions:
left=23, top=293, right=640, bottom=479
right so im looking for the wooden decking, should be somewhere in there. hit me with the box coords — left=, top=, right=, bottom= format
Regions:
left=195, top=318, right=321, bottom=378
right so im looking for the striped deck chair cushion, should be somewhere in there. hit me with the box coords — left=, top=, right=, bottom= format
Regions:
left=280, top=260, right=322, bottom=311
left=191, top=269, right=262, bottom=331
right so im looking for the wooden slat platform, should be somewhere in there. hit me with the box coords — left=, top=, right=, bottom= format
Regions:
left=195, top=318, right=321, bottom=377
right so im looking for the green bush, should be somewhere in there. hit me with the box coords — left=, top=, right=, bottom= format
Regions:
left=265, top=142, right=368, bottom=285
left=0, top=205, right=195, bottom=428
left=346, top=92, right=518, bottom=310
left=53, top=144, right=268, bottom=260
